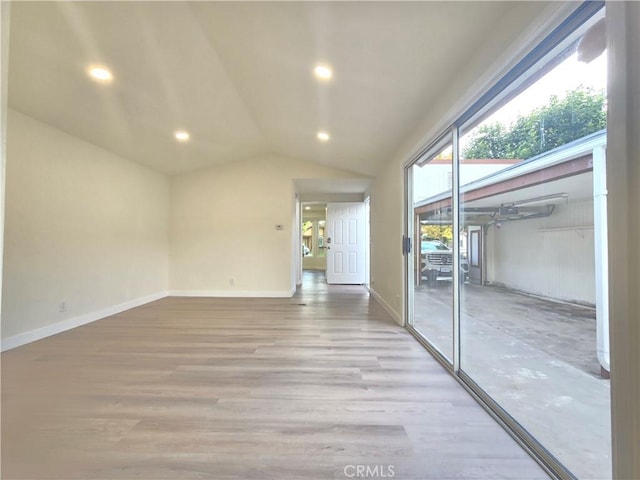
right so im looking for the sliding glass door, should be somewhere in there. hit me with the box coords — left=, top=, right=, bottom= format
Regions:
left=407, top=133, right=454, bottom=364
left=404, top=3, right=610, bottom=478
left=457, top=14, right=610, bottom=475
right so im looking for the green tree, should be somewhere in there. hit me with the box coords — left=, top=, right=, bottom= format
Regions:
left=463, top=86, right=606, bottom=160
left=302, top=221, right=313, bottom=236
left=460, top=123, right=509, bottom=159
left=421, top=225, right=453, bottom=245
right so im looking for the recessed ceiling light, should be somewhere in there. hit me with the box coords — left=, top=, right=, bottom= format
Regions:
left=305, top=206, right=311, bottom=210
left=317, top=131, right=330, bottom=142
left=175, top=130, right=190, bottom=142
left=88, top=66, right=113, bottom=82
left=313, top=64, right=333, bottom=80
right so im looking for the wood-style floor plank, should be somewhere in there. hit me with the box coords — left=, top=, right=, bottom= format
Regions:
left=1, top=272, right=548, bottom=479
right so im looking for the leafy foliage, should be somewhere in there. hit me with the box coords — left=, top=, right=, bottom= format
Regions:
left=421, top=225, right=453, bottom=245
left=302, top=221, right=313, bottom=236
left=462, top=86, right=606, bottom=160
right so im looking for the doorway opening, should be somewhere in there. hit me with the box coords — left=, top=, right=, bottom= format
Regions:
left=299, top=201, right=369, bottom=287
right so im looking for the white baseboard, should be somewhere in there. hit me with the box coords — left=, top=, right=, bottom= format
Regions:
left=370, top=288, right=403, bottom=326
left=1, top=291, right=168, bottom=352
left=169, top=289, right=295, bottom=298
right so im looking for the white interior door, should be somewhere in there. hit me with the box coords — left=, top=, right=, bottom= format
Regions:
left=326, top=203, right=365, bottom=284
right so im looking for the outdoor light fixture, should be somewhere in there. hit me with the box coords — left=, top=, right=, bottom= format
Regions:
left=577, top=18, right=606, bottom=63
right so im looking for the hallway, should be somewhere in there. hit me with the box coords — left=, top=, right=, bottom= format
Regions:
left=2, top=272, right=547, bottom=479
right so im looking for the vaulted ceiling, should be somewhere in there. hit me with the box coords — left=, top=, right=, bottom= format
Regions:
left=8, top=1, right=551, bottom=176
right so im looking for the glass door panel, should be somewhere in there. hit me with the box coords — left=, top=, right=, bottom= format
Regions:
left=458, top=15, right=610, bottom=478
left=409, top=135, right=454, bottom=362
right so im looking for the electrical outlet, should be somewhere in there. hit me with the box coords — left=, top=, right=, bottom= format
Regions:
left=229, top=278, right=234, bottom=286
left=59, top=301, right=67, bottom=313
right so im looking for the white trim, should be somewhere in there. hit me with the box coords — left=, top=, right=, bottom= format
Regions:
left=592, top=144, right=609, bottom=373
left=1, top=291, right=168, bottom=351
left=169, top=289, right=295, bottom=298
left=364, top=196, right=371, bottom=290
left=0, top=1, right=10, bottom=357
left=370, top=288, right=402, bottom=326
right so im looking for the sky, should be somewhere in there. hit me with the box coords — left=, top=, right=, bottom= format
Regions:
left=430, top=49, right=607, bottom=158
left=483, top=51, right=607, bottom=128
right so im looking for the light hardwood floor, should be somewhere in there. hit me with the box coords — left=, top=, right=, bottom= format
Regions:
left=1, top=272, right=548, bottom=479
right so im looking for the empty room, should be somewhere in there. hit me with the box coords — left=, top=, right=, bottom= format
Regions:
left=1, top=2, right=638, bottom=480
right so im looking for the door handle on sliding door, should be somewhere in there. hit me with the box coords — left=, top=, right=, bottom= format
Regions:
left=402, top=235, right=411, bottom=255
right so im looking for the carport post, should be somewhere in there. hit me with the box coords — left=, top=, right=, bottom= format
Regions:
left=592, top=145, right=610, bottom=375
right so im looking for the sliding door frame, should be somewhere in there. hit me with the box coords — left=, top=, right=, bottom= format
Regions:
left=402, top=2, right=608, bottom=479
left=404, top=129, right=456, bottom=372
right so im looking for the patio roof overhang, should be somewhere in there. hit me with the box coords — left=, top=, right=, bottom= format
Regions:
left=414, top=130, right=606, bottom=225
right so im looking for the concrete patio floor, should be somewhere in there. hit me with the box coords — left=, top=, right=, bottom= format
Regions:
left=412, top=283, right=611, bottom=480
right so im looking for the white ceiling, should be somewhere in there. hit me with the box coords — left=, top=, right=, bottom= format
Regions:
left=302, top=203, right=327, bottom=216
left=8, top=1, right=550, bottom=177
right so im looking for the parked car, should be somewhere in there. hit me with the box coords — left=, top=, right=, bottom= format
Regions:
left=302, top=245, right=310, bottom=256
left=420, top=239, right=469, bottom=285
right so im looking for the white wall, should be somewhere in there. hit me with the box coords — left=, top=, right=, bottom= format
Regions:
left=485, top=198, right=595, bottom=305
left=1, top=110, right=170, bottom=347
left=370, top=156, right=404, bottom=323
left=369, top=2, right=571, bottom=325
left=169, top=155, right=359, bottom=296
